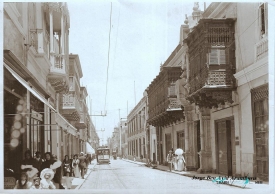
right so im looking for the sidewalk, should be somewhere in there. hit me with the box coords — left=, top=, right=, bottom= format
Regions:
left=61, top=159, right=97, bottom=189
left=122, top=159, right=269, bottom=190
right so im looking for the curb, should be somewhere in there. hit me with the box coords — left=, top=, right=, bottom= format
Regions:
left=121, top=159, right=255, bottom=189
left=75, top=162, right=97, bottom=190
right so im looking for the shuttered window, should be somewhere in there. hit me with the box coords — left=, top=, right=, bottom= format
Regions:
left=259, top=3, right=267, bottom=37
left=209, top=49, right=226, bottom=65
left=168, top=85, right=176, bottom=97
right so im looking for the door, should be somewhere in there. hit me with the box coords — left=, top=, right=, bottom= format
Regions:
left=177, top=131, right=185, bottom=151
left=165, top=133, right=172, bottom=157
left=217, top=121, right=228, bottom=175
left=231, top=120, right=236, bottom=176
left=196, top=121, right=201, bottom=169
left=254, top=98, right=269, bottom=180
left=216, top=119, right=234, bottom=176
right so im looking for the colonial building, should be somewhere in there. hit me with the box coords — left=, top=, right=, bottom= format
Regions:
left=127, top=95, right=147, bottom=162
left=120, top=119, right=128, bottom=158
left=177, top=2, right=268, bottom=180
left=147, top=46, right=185, bottom=165
left=3, top=2, right=97, bottom=178
left=60, top=54, right=91, bottom=157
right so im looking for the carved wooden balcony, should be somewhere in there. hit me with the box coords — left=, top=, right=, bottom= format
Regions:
left=61, top=93, right=81, bottom=121
left=184, top=18, right=236, bottom=108
left=147, top=66, right=184, bottom=127
left=75, top=113, right=87, bottom=129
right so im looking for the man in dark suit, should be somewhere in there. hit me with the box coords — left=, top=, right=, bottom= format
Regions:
left=78, top=152, right=86, bottom=179
left=33, top=151, right=44, bottom=177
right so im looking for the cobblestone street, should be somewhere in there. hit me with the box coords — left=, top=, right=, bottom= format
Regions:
left=80, top=159, right=239, bottom=191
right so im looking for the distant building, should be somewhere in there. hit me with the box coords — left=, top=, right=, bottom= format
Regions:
left=127, top=95, right=147, bottom=162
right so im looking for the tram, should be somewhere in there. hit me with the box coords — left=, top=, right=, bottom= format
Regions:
left=96, top=146, right=110, bottom=164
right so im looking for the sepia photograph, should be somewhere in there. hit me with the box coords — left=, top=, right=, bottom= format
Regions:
left=1, top=1, right=274, bottom=193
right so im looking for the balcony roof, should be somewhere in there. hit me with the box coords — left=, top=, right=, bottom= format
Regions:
left=185, top=18, right=236, bottom=44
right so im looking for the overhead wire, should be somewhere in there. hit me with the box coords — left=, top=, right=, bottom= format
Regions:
left=112, top=3, right=121, bottom=78
left=104, top=2, right=113, bottom=115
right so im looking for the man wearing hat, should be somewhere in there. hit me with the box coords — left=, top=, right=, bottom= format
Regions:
left=78, top=152, right=86, bottom=179
left=33, top=151, right=44, bottom=176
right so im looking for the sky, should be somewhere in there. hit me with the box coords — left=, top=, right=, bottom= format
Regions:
left=67, top=0, right=207, bottom=145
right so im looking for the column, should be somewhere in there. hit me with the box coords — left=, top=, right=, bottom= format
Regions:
left=49, top=7, right=55, bottom=66
left=198, top=107, right=212, bottom=173
left=24, top=90, right=30, bottom=151
left=35, top=3, right=44, bottom=53
left=49, top=8, right=54, bottom=53
left=60, top=11, right=64, bottom=55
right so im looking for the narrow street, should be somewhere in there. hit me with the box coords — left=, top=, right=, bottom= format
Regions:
left=80, top=159, right=238, bottom=190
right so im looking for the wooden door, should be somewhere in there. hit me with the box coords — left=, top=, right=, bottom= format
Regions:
left=217, top=121, right=228, bottom=175
left=165, top=133, right=172, bottom=157
left=196, top=121, right=201, bottom=169
left=230, top=119, right=236, bottom=176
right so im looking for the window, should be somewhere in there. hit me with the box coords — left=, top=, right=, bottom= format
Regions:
left=208, top=48, right=226, bottom=65
left=177, top=131, right=185, bottom=151
left=259, top=3, right=267, bottom=38
left=30, top=110, right=43, bottom=156
left=168, top=84, right=176, bottom=97
left=69, top=77, right=74, bottom=91
left=252, top=84, right=268, bottom=180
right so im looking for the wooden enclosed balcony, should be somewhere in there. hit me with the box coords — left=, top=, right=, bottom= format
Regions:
left=62, top=93, right=81, bottom=121
left=185, top=18, right=236, bottom=108
left=147, top=66, right=184, bottom=127
left=75, top=113, right=87, bottom=129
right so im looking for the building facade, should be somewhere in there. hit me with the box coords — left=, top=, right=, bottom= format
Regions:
left=147, top=46, right=185, bottom=165
left=3, top=2, right=97, bottom=179
left=177, top=2, right=268, bottom=180
left=127, top=95, right=147, bottom=162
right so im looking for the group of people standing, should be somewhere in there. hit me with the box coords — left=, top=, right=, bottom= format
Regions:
left=62, top=152, right=92, bottom=179
left=166, top=148, right=186, bottom=172
left=14, top=150, right=92, bottom=190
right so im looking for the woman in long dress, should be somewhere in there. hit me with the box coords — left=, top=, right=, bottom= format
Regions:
left=72, top=154, right=80, bottom=178
left=177, top=154, right=186, bottom=171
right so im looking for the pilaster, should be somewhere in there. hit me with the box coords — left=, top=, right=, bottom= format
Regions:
left=197, top=107, right=212, bottom=173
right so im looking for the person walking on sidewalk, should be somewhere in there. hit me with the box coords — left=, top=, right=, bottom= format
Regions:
left=78, top=152, right=86, bottom=179
left=72, top=155, right=80, bottom=178
left=166, top=150, right=173, bottom=172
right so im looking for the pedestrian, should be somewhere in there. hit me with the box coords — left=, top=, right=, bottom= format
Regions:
left=62, top=155, right=71, bottom=176
left=41, top=152, right=53, bottom=172
left=166, top=150, right=173, bottom=172
left=40, top=168, right=56, bottom=189
left=173, top=154, right=178, bottom=171
left=78, top=152, right=86, bottom=179
left=30, top=176, right=42, bottom=189
left=33, top=151, right=44, bottom=177
left=50, top=154, right=63, bottom=189
left=177, top=154, right=186, bottom=171
left=21, top=150, right=38, bottom=182
left=64, top=171, right=73, bottom=189
left=72, top=154, right=80, bottom=178
left=14, top=171, right=32, bottom=189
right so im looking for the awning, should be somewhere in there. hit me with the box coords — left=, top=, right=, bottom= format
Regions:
left=4, top=63, right=55, bottom=111
left=55, top=112, right=77, bottom=136
left=86, top=142, right=95, bottom=154
left=4, top=63, right=78, bottom=136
